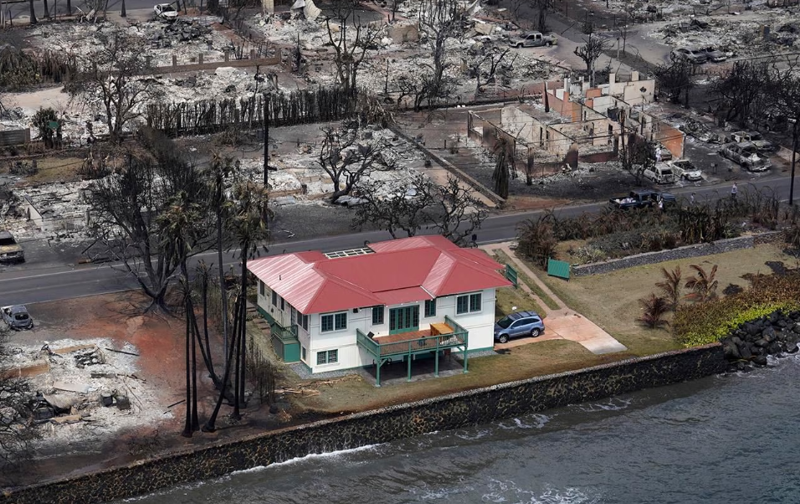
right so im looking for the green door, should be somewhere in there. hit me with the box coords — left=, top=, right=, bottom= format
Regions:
left=389, top=306, right=419, bottom=335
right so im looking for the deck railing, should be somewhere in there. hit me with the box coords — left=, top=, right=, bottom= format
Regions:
left=357, top=325, right=467, bottom=358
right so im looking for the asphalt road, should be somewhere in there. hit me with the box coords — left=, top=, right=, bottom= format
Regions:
left=0, top=175, right=793, bottom=307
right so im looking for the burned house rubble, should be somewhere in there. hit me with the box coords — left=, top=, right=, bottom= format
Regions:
left=469, top=73, right=684, bottom=176
left=3, top=338, right=169, bottom=451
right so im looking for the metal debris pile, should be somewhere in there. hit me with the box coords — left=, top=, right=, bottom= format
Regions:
left=4, top=338, right=170, bottom=451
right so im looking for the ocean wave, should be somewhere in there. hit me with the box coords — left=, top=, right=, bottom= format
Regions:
left=577, top=397, right=633, bottom=413
left=483, top=479, right=602, bottom=504
left=497, top=414, right=551, bottom=431
left=264, top=443, right=384, bottom=469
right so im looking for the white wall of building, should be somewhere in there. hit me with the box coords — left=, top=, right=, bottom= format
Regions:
left=257, top=281, right=502, bottom=374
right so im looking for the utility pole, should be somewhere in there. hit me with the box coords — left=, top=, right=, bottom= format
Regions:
left=264, top=115, right=269, bottom=189
left=791, top=119, right=797, bottom=206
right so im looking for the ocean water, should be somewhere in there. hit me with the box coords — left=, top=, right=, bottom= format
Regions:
left=121, top=354, right=800, bottom=504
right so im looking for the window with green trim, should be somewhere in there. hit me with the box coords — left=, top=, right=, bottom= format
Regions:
left=469, top=293, right=482, bottom=312
left=321, top=314, right=334, bottom=332
left=424, top=299, right=436, bottom=317
left=334, top=312, right=347, bottom=330
left=271, top=290, right=277, bottom=306
left=457, top=293, right=482, bottom=314
left=456, top=295, right=469, bottom=314
left=259, top=281, right=265, bottom=296
left=321, top=312, right=347, bottom=332
left=316, top=349, right=338, bottom=365
left=372, top=305, right=385, bottom=325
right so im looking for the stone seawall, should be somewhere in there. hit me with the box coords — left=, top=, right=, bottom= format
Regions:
left=572, top=232, right=783, bottom=277
left=3, top=345, right=726, bottom=504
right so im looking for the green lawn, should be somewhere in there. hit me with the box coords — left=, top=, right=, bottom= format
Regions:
left=493, top=249, right=560, bottom=310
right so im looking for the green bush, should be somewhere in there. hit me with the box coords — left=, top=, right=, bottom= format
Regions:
left=674, top=269, right=800, bottom=347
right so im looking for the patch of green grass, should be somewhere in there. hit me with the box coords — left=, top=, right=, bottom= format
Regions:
left=495, top=285, right=546, bottom=320
left=26, top=157, right=84, bottom=184
left=493, top=249, right=560, bottom=310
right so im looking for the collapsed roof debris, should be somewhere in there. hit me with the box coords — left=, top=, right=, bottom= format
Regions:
left=5, top=338, right=170, bottom=452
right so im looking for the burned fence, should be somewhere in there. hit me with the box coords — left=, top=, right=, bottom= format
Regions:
left=145, top=87, right=364, bottom=137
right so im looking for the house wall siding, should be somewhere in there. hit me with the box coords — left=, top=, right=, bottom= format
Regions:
left=290, top=288, right=499, bottom=374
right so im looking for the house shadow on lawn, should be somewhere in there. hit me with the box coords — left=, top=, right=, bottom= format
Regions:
left=357, top=353, right=471, bottom=387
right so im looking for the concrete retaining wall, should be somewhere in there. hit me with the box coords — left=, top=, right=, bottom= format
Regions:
left=2, top=344, right=726, bottom=504
left=572, top=232, right=784, bottom=277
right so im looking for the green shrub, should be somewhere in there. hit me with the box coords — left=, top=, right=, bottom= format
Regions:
left=674, top=269, right=800, bottom=347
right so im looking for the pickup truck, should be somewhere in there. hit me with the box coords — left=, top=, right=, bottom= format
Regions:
left=610, top=189, right=677, bottom=210
left=508, top=31, right=557, bottom=48
left=726, top=131, right=778, bottom=154
left=718, top=142, right=772, bottom=172
left=2, top=305, right=33, bottom=330
left=643, top=164, right=676, bottom=184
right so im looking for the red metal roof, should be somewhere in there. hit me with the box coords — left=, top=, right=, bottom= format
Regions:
left=247, top=236, right=512, bottom=314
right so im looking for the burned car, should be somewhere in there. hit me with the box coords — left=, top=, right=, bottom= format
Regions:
left=670, top=159, right=704, bottom=182
left=728, top=131, right=779, bottom=154
left=671, top=47, right=707, bottom=64
left=718, top=142, right=772, bottom=172
left=2, top=305, right=33, bottom=330
left=0, top=231, right=24, bottom=263
left=704, top=46, right=728, bottom=63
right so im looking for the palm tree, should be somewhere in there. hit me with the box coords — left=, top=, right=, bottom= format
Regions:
left=203, top=180, right=270, bottom=429
left=159, top=191, right=204, bottom=436
left=209, top=154, right=237, bottom=367
left=656, top=266, right=682, bottom=310
left=228, top=181, right=271, bottom=420
left=638, top=294, right=670, bottom=329
left=684, top=264, right=719, bottom=303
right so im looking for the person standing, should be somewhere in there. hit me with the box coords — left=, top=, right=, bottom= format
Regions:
left=655, top=146, right=662, bottom=163
left=731, top=182, right=738, bottom=200
left=690, top=192, right=696, bottom=206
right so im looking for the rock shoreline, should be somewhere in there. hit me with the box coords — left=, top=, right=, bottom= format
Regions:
left=721, top=310, right=800, bottom=371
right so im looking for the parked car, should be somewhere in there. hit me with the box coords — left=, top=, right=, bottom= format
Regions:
left=508, top=31, right=556, bottom=48
left=718, top=142, right=772, bottom=172
left=494, top=311, right=545, bottom=343
left=0, top=231, right=24, bottom=263
left=670, top=159, right=704, bottom=182
left=704, top=46, right=728, bottom=62
left=154, top=3, right=178, bottom=20
left=644, top=164, right=676, bottom=184
left=649, top=142, right=673, bottom=162
left=610, top=189, right=677, bottom=210
left=727, top=131, right=779, bottom=154
left=2, top=305, right=33, bottom=330
left=671, top=47, right=708, bottom=64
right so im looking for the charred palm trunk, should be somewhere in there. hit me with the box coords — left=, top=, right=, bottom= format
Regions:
left=28, top=0, right=37, bottom=24
left=238, top=245, right=249, bottom=406
left=231, top=290, right=244, bottom=421
left=181, top=292, right=192, bottom=437
left=202, top=296, right=242, bottom=432
left=216, top=177, right=229, bottom=362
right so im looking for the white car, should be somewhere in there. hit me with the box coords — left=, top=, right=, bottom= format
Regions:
left=154, top=3, right=178, bottom=20
left=669, top=159, right=703, bottom=182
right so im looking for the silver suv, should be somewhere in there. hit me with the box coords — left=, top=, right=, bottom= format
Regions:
left=494, top=311, right=545, bottom=343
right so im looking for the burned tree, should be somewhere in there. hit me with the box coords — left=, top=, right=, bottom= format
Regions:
left=418, top=0, right=463, bottom=106
left=574, top=35, right=607, bottom=87
left=492, top=137, right=511, bottom=199
left=85, top=129, right=212, bottom=310
left=317, top=123, right=392, bottom=204
left=351, top=173, right=436, bottom=238
left=352, top=174, right=486, bottom=246
left=325, top=1, right=379, bottom=93
left=711, top=61, right=772, bottom=125
left=654, top=60, right=693, bottom=106
left=529, top=0, right=554, bottom=32
left=774, top=70, right=800, bottom=205
left=68, top=32, right=160, bottom=144
left=0, top=331, right=38, bottom=486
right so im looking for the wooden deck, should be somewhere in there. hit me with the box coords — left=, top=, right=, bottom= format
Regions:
left=372, top=325, right=464, bottom=357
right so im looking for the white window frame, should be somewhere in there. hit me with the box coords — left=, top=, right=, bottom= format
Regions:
left=321, top=311, right=347, bottom=332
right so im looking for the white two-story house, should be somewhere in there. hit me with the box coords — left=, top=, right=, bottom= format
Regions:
left=248, top=235, right=513, bottom=385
